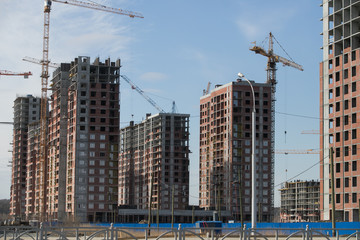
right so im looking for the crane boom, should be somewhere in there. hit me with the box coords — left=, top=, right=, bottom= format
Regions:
left=52, top=0, right=144, bottom=18
left=23, top=56, right=60, bottom=68
left=277, top=56, right=304, bottom=71
left=301, top=130, right=320, bottom=134
left=0, top=122, right=13, bottom=125
left=120, top=75, right=166, bottom=113
left=275, top=149, right=320, bottom=154
left=0, top=70, right=32, bottom=78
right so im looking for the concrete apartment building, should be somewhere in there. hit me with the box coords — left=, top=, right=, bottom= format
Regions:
left=279, top=180, right=320, bottom=222
left=199, top=80, right=273, bottom=222
left=118, top=113, right=190, bottom=222
left=320, top=0, right=360, bottom=221
left=46, top=63, right=71, bottom=221
left=62, top=56, right=120, bottom=222
left=10, top=95, right=41, bottom=220
left=24, top=122, right=40, bottom=220
left=12, top=56, right=121, bottom=222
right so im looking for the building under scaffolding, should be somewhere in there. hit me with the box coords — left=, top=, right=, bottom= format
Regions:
left=279, top=180, right=320, bottom=222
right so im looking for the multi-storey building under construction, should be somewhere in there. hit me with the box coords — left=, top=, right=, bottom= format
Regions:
left=11, top=56, right=121, bottom=222
left=199, top=80, right=273, bottom=222
left=279, top=180, right=320, bottom=222
left=320, top=0, right=360, bottom=221
left=10, top=95, right=41, bottom=220
left=119, top=113, right=190, bottom=222
left=57, top=56, right=120, bottom=222
left=25, top=122, right=41, bottom=220
left=46, top=63, right=71, bottom=222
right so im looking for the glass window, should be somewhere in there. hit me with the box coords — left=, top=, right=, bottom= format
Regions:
left=353, top=160, right=357, bottom=171
left=353, top=177, right=357, bottom=187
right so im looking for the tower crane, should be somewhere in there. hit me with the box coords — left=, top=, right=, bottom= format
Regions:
left=0, top=70, right=32, bottom=78
left=38, top=0, right=143, bottom=221
left=301, top=130, right=320, bottom=134
left=275, top=149, right=320, bottom=155
left=120, top=75, right=166, bottom=113
left=250, top=32, right=303, bottom=193
left=203, top=82, right=211, bottom=96
left=23, top=56, right=60, bottom=68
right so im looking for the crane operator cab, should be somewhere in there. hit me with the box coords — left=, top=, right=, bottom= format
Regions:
left=44, top=0, right=52, bottom=12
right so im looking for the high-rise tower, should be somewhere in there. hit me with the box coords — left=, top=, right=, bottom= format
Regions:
left=119, top=113, right=190, bottom=221
left=199, top=80, right=273, bottom=222
left=10, top=95, right=41, bottom=220
left=11, top=57, right=120, bottom=223
left=320, top=0, right=360, bottom=222
left=63, top=56, right=120, bottom=222
left=46, top=63, right=71, bottom=221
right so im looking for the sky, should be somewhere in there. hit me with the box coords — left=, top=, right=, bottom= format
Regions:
left=0, top=0, right=322, bottom=207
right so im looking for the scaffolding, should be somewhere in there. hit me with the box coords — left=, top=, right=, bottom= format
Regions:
left=279, top=180, right=320, bottom=222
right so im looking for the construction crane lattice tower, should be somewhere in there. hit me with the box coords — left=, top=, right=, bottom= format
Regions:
left=250, top=32, right=303, bottom=217
left=37, top=0, right=143, bottom=221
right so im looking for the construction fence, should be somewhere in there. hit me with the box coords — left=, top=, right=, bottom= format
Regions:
left=1, top=223, right=360, bottom=240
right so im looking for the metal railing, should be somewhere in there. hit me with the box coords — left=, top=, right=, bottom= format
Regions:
left=1, top=224, right=360, bottom=240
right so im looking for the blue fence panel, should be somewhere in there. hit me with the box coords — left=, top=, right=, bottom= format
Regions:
left=94, top=223, right=197, bottom=229
left=94, top=221, right=360, bottom=236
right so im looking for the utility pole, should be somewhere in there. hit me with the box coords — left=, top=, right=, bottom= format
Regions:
left=171, top=185, right=175, bottom=228
left=156, top=202, right=159, bottom=227
left=218, top=182, right=221, bottom=220
left=192, top=206, right=195, bottom=224
left=258, top=202, right=262, bottom=222
left=238, top=169, right=243, bottom=226
left=148, top=172, right=154, bottom=230
left=330, top=147, right=336, bottom=236
left=157, top=167, right=160, bottom=227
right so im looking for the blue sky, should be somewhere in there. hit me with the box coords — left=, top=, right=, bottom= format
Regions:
left=0, top=0, right=322, bottom=206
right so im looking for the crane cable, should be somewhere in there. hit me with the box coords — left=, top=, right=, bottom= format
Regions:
left=275, top=154, right=326, bottom=188
left=272, top=35, right=296, bottom=63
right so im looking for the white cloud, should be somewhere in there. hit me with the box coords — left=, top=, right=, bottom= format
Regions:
left=235, top=2, right=297, bottom=41
left=236, top=20, right=261, bottom=40
left=0, top=0, right=139, bottom=199
left=139, top=72, right=168, bottom=82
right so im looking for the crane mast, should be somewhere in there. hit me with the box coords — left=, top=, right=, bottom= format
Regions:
left=250, top=32, right=303, bottom=214
left=37, top=0, right=143, bottom=221
left=267, top=32, right=277, bottom=87
left=38, top=1, right=51, bottom=221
